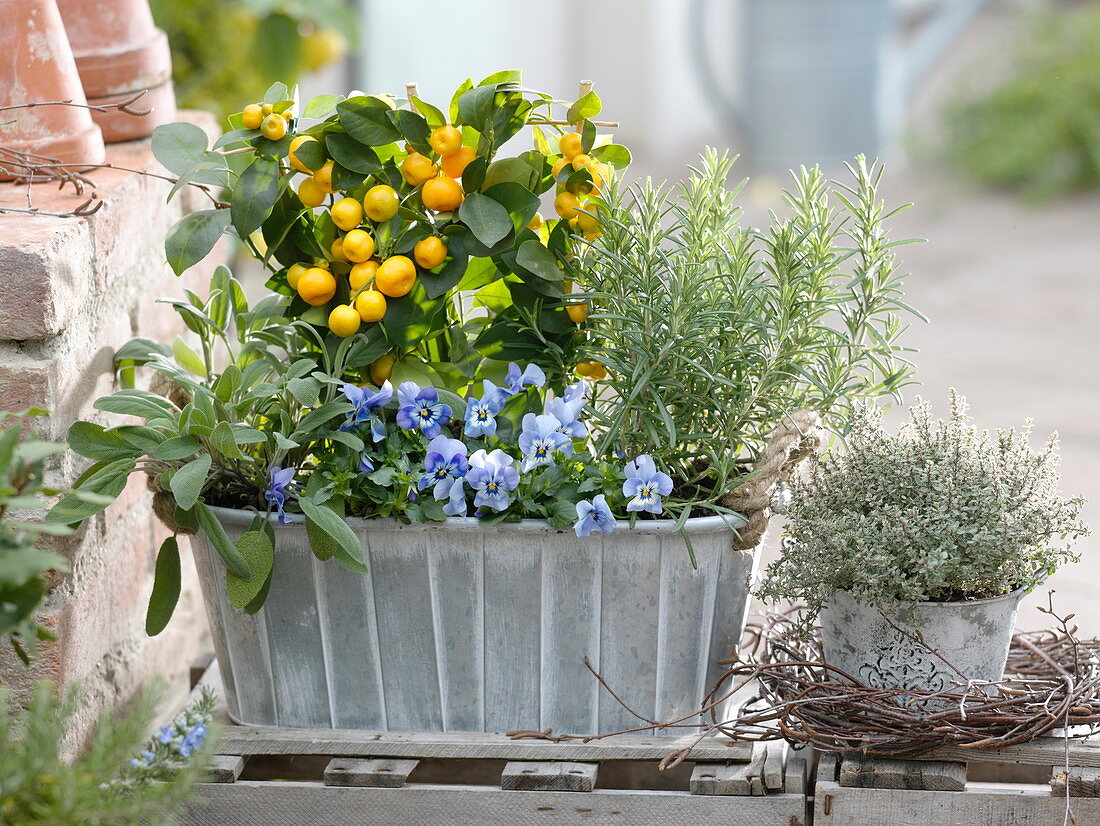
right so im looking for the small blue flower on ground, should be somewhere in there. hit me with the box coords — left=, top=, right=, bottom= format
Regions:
left=575, top=494, right=617, bottom=537
left=506, top=362, right=546, bottom=394
left=519, top=413, right=573, bottom=471
left=418, top=436, right=468, bottom=497
left=358, top=453, right=375, bottom=473
left=396, top=382, right=452, bottom=438
left=466, top=449, right=520, bottom=511
left=623, top=454, right=674, bottom=514
left=265, top=466, right=295, bottom=524
left=464, top=380, right=509, bottom=438
left=340, top=381, right=392, bottom=442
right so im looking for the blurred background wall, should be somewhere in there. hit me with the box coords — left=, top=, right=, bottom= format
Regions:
left=157, top=0, right=1100, bottom=630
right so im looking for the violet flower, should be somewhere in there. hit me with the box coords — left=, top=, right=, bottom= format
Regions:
left=418, top=436, right=468, bottom=497
left=575, top=494, right=616, bottom=537
left=519, top=413, right=573, bottom=471
left=466, top=449, right=520, bottom=511
left=264, top=465, right=296, bottom=524
left=396, top=382, right=451, bottom=438
left=623, top=454, right=674, bottom=515
left=340, top=381, right=392, bottom=442
left=464, top=380, right=510, bottom=438
left=505, top=362, right=546, bottom=394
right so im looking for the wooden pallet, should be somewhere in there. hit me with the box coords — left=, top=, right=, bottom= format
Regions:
left=179, top=662, right=810, bottom=825
left=814, top=746, right=1100, bottom=826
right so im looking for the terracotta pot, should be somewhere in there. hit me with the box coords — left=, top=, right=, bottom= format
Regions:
left=55, top=0, right=177, bottom=142
left=0, top=0, right=105, bottom=180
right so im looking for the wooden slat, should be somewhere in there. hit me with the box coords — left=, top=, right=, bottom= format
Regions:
left=762, top=740, right=786, bottom=791
left=182, top=781, right=807, bottom=826
left=785, top=754, right=808, bottom=795
left=922, top=738, right=1100, bottom=769
left=839, top=755, right=966, bottom=791
left=501, top=761, right=598, bottom=792
left=216, top=725, right=753, bottom=762
left=1051, top=766, right=1100, bottom=798
left=205, top=755, right=245, bottom=784
left=814, top=775, right=1100, bottom=825
left=690, top=762, right=756, bottom=796
left=323, top=757, right=419, bottom=788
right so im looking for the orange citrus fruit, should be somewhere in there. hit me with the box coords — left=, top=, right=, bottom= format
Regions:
left=370, top=354, right=395, bottom=385
left=551, top=157, right=570, bottom=178
left=261, top=103, right=274, bottom=116
left=330, top=197, right=363, bottom=231
left=288, top=135, right=319, bottom=172
left=374, top=255, right=416, bottom=297
left=429, top=125, right=463, bottom=156
left=401, top=152, right=438, bottom=186
left=571, top=153, right=594, bottom=171
left=363, top=185, right=400, bottom=222
left=328, top=304, right=361, bottom=337
left=559, top=131, right=583, bottom=159
left=260, top=113, right=287, bottom=141
left=421, top=175, right=464, bottom=212
left=242, top=103, right=263, bottom=130
left=441, top=145, right=476, bottom=179
left=287, top=262, right=309, bottom=290
left=413, top=236, right=447, bottom=269
left=354, top=289, right=387, bottom=322
left=554, top=191, right=582, bottom=220
left=312, top=160, right=335, bottom=193
left=343, top=229, right=375, bottom=263
left=297, top=267, right=336, bottom=305
left=574, top=208, right=601, bottom=233
left=349, top=259, right=380, bottom=291
left=528, top=212, right=544, bottom=231
left=330, top=237, right=348, bottom=262
left=298, top=177, right=327, bottom=208
left=567, top=303, right=589, bottom=324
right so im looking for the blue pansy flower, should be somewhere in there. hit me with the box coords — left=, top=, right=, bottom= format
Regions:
left=265, top=465, right=296, bottom=524
left=340, top=381, right=392, bottom=442
left=435, top=476, right=468, bottom=517
left=623, top=454, right=674, bottom=514
left=519, top=413, right=573, bottom=471
left=506, top=362, right=546, bottom=394
left=418, top=436, right=468, bottom=497
left=563, top=378, right=589, bottom=403
left=396, top=382, right=452, bottom=438
left=575, top=494, right=617, bottom=537
left=545, top=395, right=587, bottom=440
left=358, top=453, right=375, bottom=473
left=464, top=380, right=510, bottom=438
left=466, top=449, right=520, bottom=511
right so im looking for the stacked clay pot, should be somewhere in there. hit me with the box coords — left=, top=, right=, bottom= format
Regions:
left=0, top=0, right=106, bottom=180
left=55, top=0, right=177, bottom=141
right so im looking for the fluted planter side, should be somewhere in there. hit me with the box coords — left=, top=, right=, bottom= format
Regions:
left=191, top=507, right=757, bottom=734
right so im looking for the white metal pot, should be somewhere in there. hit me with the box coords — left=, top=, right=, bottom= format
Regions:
left=191, top=507, right=757, bottom=733
left=819, top=587, right=1027, bottom=692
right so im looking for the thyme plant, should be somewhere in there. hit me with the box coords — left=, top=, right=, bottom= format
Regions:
left=573, top=150, right=920, bottom=513
left=758, top=393, right=1088, bottom=621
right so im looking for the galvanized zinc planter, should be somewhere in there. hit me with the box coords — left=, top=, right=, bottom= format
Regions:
left=191, top=506, right=756, bottom=734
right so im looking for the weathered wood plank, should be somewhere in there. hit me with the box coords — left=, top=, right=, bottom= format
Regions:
left=921, top=737, right=1100, bottom=768
left=182, top=781, right=807, bottom=826
left=216, top=725, right=753, bottom=762
left=690, top=762, right=754, bottom=796
left=323, top=757, right=419, bottom=788
left=205, top=755, right=245, bottom=784
left=501, top=761, right=598, bottom=792
left=785, top=754, right=808, bottom=795
left=814, top=777, right=1100, bottom=826
left=839, top=755, right=966, bottom=791
left=762, top=740, right=786, bottom=791
left=1051, top=766, right=1100, bottom=798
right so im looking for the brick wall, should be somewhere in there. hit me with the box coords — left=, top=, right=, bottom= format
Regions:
left=0, top=111, right=225, bottom=737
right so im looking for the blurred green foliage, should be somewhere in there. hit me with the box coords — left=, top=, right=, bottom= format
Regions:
left=150, top=0, right=358, bottom=123
left=943, top=3, right=1100, bottom=200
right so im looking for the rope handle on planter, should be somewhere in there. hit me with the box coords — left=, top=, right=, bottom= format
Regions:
left=721, top=410, right=821, bottom=550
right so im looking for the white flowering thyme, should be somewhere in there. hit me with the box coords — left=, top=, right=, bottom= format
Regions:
left=758, top=391, right=1088, bottom=623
